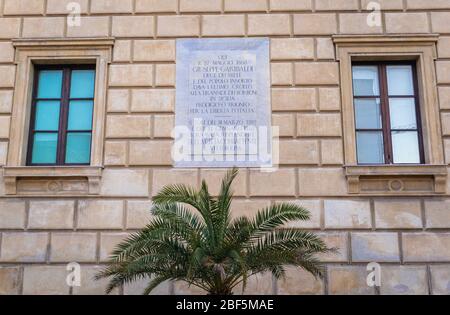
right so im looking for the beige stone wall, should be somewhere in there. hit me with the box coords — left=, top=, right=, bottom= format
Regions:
left=0, top=0, right=450, bottom=295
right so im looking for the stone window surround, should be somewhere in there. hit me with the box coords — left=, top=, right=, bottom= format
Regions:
left=334, top=34, right=447, bottom=195
left=2, top=38, right=114, bottom=195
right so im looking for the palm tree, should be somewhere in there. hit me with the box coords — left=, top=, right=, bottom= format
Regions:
left=96, top=168, right=332, bottom=295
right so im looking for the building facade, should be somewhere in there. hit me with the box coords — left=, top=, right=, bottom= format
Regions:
left=0, top=0, right=450, bottom=295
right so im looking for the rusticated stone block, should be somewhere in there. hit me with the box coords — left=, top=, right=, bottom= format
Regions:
left=271, top=63, right=293, bottom=86
left=200, top=169, right=247, bottom=196
left=295, top=62, right=339, bottom=85
left=234, top=273, right=274, bottom=295
left=28, top=200, right=75, bottom=229
left=430, top=265, right=450, bottom=295
left=153, top=114, right=174, bottom=138
left=101, top=169, right=150, bottom=197
left=104, top=141, right=127, bottom=166
left=106, top=115, right=151, bottom=138
left=283, top=199, right=321, bottom=229
left=67, top=17, right=109, bottom=37
left=22, top=17, right=65, bottom=38
left=279, top=140, right=319, bottom=165
left=107, top=89, right=129, bottom=113
left=316, top=232, right=349, bottom=262
left=271, top=38, right=314, bottom=60
left=328, top=266, right=375, bottom=295
left=134, top=40, right=176, bottom=62
left=425, top=200, right=450, bottom=229
left=0, top=200, right=26, bottom=229
left=0, top=66, right=15, bottom=88
left=272, top=113, right=295, bottom=137
left=299, top=169, right=347, bottom=196
left=73, top=266, right=119, bottom=295
left=324, top=200, right=371, bottom=229
left=77, top=200, right=124, bottom=230
left=431, top=12, right=450, bottom=33
left=202, top=15, right=246, bottom=37
left=126, top=200, right=153, bottom=229
left=270, top=0, right=311, bottom=11
left=0, top=267, right=20, bottom=295
left=124, top=276, right=171, bottom=295
left=278, top=267, right=324, bottom=295
left=157, top=16, right=200, bottom=37
left=340, top=13, right=383, bottom=34
left=230, top=199, right=272, bottom=220
left=100, top=233, right=129, bottom=262
left=135, top=0, right=177, bottom=13
left=0, top=18, right=21, bottom=39
left=91, top=0, right=133, bottom=13
left=152, top=169, right=198, bottom=196
left=0, top=90, right=14, bottom=113
left=248, top=14, right=291, bottom=36
left=180, top=0, right=221, bottom=12
left=272, top=88, right=316, bottom=111
left=297, top=113, right=342, bottom=137
left=129, top=140, right=173, bottom=165
left=0, top=42, right=14, bottom=63
left=380, top=266, right=428, bottom=295
left=403, top=233, right=450, bottom=262
left=316, top=0, right=358, bottom=10
left=385, top=13, right=429, bottom=34
left=46, top=0, right=89, bottom=14
left=131, top=89, right=175, bottom=113
left=50, top=233, right=97, bottom=263
left=225, top=0, right=268, bottom=12
left=374, top=200, right=422, bottom=229
left=109, top=65, right=153, bottom=87
left=0, top=233, right=48, bottom=263
left=250, top=169, right=296, bottom=196
left=293, top=14, right=337, bottom=35
left=4, top=0, right=45, bottom=15
left=352, top=232, right=400, bottom=262
left=23, top=266, right=69, bottom=295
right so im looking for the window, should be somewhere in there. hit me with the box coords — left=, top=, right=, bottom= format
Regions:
left=27, top=65, right=96, bottom=166
left=352, top=62, right=424, bottom=165
left=333, top=35, right=447, bottom=195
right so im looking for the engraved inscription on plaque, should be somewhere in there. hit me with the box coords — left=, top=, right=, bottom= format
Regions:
left=175, top=38, right=272, bottom=168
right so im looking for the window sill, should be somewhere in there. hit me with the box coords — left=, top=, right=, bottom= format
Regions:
left=2, top=166, right=103, bottom=195
left=345, top=165, right=447, bottom=195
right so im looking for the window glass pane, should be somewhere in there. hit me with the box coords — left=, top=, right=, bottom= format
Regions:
left=65, top=132, right=91, bottom=164
left=68, top=100, right=93, bottom=131
left=70, top=70, right=95, bottom=98
left=392, top=131, right=420, bottom=163
left=34, top=101, right=60, bottom=131
left=357, top=131, right=385, bottom=164
left=387, top=65, right=414, bottom=96
left=32, top=133, right=58, bottom=164
left=354, top=98, right=382, bottom=129
left=37, top=70, right=63, bottom=99
left=352, top=66, right=380, bottom=96
left=389, top=98, right=417, bottom=130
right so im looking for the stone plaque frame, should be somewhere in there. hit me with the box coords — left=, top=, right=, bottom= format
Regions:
left=175, top=38, right=272, bottom=168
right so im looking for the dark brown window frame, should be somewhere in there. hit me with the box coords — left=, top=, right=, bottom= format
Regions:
left=27, top=64, right=96, bottom=166
left=352, top=61, right=425, bottom=165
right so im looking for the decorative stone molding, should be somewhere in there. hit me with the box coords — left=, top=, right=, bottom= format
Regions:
left=345, top=165, right=448, bottom=195
left=2, top=166, right=103, bottom=195
left=334, top=35, right=448, bottom=195
left=2, top=38, right=114, bottom=195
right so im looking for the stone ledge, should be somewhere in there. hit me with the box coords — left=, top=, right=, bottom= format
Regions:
left=345, top=165, right=448, bottom=195
left=2, top=166, right=103, bottom=195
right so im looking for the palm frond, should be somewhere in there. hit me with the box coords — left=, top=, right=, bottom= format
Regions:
left=97, top=169, right=334, bottom=295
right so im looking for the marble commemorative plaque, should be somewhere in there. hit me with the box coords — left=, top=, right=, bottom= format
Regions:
left=175, top=38, right=272, bottom=168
